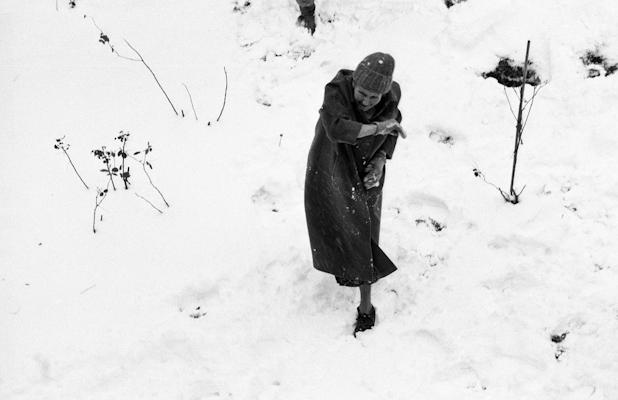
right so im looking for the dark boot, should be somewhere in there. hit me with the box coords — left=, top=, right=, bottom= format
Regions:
left=296, top=4, right=316, bottom=35
left=353, top=306, right=376, bottom=337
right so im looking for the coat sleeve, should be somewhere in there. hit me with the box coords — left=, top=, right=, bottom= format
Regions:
left=319, top=82, right=362, bottom=145
left=378, top=82, right=402, bottom=159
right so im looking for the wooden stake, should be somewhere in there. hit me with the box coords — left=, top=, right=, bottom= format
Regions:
left=508, top=40, right=530, bottom=201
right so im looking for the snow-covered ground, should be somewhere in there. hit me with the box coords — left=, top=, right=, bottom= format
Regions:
left=2, top=0, right=618, bottom=399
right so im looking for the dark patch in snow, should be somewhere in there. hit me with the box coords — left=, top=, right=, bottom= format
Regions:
left=482, top=58, right=542, bottom=87
left=318, top=12, right=338, bottom=25
left=594, top=263, right=610, bottom=272
left=232, top=1, right=251, bottom=14
left=189, top=306, right=207, bottom=319
left=99, top=33, right=110, bottom=45
left=554, top=346, right=566, bottom=361
left=257, top=97, right=272, bottom=107
left=551, top=331, right=568, bottom=343
left=425, top=253, right=443, bottom=268
left=260, top=46, right=314, bottom=62
left=445, top=0, right=467, bottom=8
left=251, top=186, right=274, bottom=205
left=429, top=130, right=455, bottom=146
left=415, top=217, right=446, bottom=232
left=581, top=49, right=617, bottom=78
left=251, top=185, right=283, bottom=211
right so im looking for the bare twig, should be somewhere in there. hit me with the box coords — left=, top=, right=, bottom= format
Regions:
left=520, top=82, right=546, bottom=136
left=503, top=86, right=517, bottom=121
left=141, top=149, right=170, bottom=207
left=142, top=164, right=169, bottom=207
left=89, top=17, right=141, bottom=62
left=93, top=187, right=109, bottom=233
left=135, top=193, right=163, bottom=214
left=106, top=164, right=117, bottom=191
left=129, top=146, right=170, bottom=208
left=473, top=168, right=524, bottom=204
left=216, top=67, right=228, bottom=122
left=183, top=83, right=198, bottom=120
left=90, top=17, right=105, bottom=35
left=474, top=168, right=505, bottom=194
left=61, top=148, right=89, bottom=190
left=119, top=136, right=129, bottom=190
left=124, top=39, right=179, bottom=116
left=55, top=137, right=89, bottom=190
left=522, top=82, right=546, bottom=109
left=80, top=284, right=96, bottom=295
left=112, top=51, right=141, bottom=62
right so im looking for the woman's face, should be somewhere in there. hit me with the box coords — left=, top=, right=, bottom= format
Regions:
left=353, top=85, right=382, bottom=112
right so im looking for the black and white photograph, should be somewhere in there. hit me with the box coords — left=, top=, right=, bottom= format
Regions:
left=1, top=0, right=617, bottom=399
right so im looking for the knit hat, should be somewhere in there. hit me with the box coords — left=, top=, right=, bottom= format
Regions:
left=353, top=52, right=395, bottom=94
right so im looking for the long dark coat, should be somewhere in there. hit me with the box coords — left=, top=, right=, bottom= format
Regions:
left=304, top=69, right=402, bottom=286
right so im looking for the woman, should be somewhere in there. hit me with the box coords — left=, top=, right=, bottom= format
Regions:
left=304, top=52, right=406, bottom=336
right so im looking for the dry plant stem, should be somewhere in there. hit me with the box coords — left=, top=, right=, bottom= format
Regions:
left=522, top=82, right=546, bottom=109
left=477, top=169, right=525, bottom=204
left=508, top=40, right=531, bottom=199
left=80, top=284, right=96, bottom=295
left=135, top=193, right=163, bottom=214
left=183, top=83, right=198, bottom=120
left=503, top=86, right=518, bottom=121
left=61, top=148, right=89, bottom=189
left=124, top=39, right=179, bottom=116
left=55, top=0, right=58, bottom=11
left=520, top=83, right=546, bottom=135
left=141, top=155, right=170, bottom=207
left=502, top=185, right=526, bottom=203
left=92, top=189, right=108, bottom=233
left=477, top=169, right=506, bottom=195
left=121, top=140, right=128, bottom=190
left=216, top=67, right=228, bottom=122
left=89, top=18, right=140, bottom=61
left=106, top=164, right=117, bottom=190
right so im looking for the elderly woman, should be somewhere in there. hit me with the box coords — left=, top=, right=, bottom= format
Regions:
left=304, top=52, right=406, bottom=336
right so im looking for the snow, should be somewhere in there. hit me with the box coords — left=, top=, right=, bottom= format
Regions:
left=1, top=0, right=618, bottom=399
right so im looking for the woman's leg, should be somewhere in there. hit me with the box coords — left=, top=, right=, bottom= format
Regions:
left=359, top=284, right=372, bottom=314
left=354, top=283, right=375, bottom=336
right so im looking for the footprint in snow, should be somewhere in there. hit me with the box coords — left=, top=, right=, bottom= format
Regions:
left=405, top=192, right=450, bottom=224
left=429, top=129, right=457, bottom=146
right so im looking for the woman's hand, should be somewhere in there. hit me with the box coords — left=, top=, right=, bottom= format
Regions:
left=363, top=154, right=386, bottom=189
left=374, top=119, right=407, bottom=138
